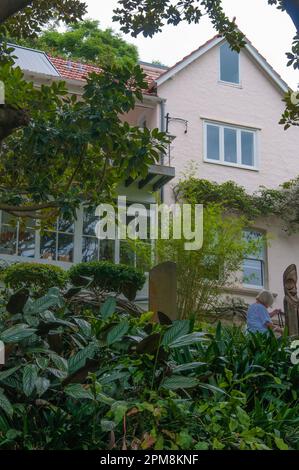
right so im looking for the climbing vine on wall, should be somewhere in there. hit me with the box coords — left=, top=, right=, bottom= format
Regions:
left=174, top=176, right=299, bottom=233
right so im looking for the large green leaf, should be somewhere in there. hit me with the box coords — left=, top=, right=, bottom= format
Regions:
left=168, top=332, right=207, bottom=349
left=198, top=383, right=226, bottom=395
left=35, top=377, right=50, bottom=397
left=100, top=297, right=116, bottom=320
left=24, top=293, right=61, bottom=315
left=74, top=318, right=92, bottom=337
left=47, top=368, right=68, bottom=379
left=0, top=324, right=36, bottom=343
left=274, top=437, right=289, bottom=451
left=0, top=390, right=13, bottom=417
left=50, top=353, right=68, bottom=373
left=161, top=375, right=199, bottom=390
left=22, top=364, right=38, bottom=397
left=64, top=383, right=93, bottom=400
left=0, top=366, right=21, bottom=382
left=68, top=343, right=97, bottom=375
left=172, top=362, right=206, bottom=373
left=162, top=320, right=190, bottom=346
left=107, top=320, right=129, bottom=345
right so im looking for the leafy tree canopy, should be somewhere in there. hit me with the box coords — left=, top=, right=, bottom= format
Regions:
left=0, top=54, right=168, bottom=220
left=176, top=175, right=299, bottom=233
left=114, top=1, right=298, bottom=41
left=13, top=20, right=139, bottom=68
left=0, top=0, right=87, bottom=37
left=0, top=3, right=167, bottom=222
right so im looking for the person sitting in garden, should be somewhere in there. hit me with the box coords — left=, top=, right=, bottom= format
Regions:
left=246, top=290, right=283, bottom=335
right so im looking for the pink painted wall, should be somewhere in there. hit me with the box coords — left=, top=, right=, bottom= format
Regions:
left=158, top=41, right=299, bottom=310
left=159, top=42, right=299, bottom=193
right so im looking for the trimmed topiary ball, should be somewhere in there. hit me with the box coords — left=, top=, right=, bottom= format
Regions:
left=1, top=262, right=68, bottom=294
left=68, top=261, right=145, bottom=301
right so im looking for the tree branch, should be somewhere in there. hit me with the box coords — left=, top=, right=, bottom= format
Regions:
left=0, top=0, right=32, bottom=24
left=0, top=202, right=58, bottom=212
left=5, top=209, right=59, bottom=219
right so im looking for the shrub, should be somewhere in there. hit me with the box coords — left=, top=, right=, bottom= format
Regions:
left=153, top=205, right=260, bottom=319
left=68, top=261, right=146, bottom=300
left=0, top=287, right=298, bottom=450
left=0, top=262, right=68, bottom=294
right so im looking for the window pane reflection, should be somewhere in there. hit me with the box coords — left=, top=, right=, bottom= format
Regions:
left=0, top=224, right=17, bottom=255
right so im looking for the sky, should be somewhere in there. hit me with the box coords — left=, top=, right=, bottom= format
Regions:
left=85, top=0, right=298, bottom=89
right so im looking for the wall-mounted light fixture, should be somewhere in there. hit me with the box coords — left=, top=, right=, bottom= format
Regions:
left=165, top=112, right=188, bottom=134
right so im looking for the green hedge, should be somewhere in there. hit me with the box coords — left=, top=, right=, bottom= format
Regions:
left=1, top=262, right=68, bottom=293
left=68, top=261, right=145, bottom=300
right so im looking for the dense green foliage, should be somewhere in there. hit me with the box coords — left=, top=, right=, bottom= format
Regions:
left=114, top=0, right=246, bottom=50
left=69, top=261, right=146, bottom=301
left=134, top=204, right=260, bottom=319
left=0, top=0, right=86, bottom=38
left=14, top=20, right=139, bottom=67
left=176, top=176, right=299, bottom=233
left=0, top=286, right=298, bottom=450
left=0, top=262, right=68, bottom=294
left=0, top=44, right=168, bottom=219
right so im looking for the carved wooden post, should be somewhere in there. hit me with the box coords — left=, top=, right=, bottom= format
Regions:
left=283, top=264, right=299, bottom=336
left=149, top=261, right=177, bottom=321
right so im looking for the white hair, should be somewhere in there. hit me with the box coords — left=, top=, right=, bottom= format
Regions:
left=256, top=290, right=274, bottom=308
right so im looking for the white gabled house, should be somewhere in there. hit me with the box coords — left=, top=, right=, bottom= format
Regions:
left=1, top=34, right=299, bottom=309
left=156, top=34, right=299, bottom=308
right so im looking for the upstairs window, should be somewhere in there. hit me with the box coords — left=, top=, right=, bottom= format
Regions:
left=204, top=121, right=257, bottom=169
left=220, top=42, right=240, bottom=84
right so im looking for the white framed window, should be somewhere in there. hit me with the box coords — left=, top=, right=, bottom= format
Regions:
left=219, top=42, right=240, bottom=85
left=0, top=211, right=75, bottom=263
left=0, top=212, right=36, bottom=258
left=82, top=208, right=115, bottom=262
left=0, top=205, right=153, bottom=272
left=243, top=230, right=266, bottom=289
left=204, top=121, right=258, bottom=170
left=40, top=218, right=74, bottom=263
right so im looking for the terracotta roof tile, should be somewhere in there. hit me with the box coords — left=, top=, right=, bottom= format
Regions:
left=48, top=55, right=166, bottom=94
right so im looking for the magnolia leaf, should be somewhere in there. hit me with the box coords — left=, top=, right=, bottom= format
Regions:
left=6, top=288, right=29, bottom=314
left=157, top=311, right=172, bottom=325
